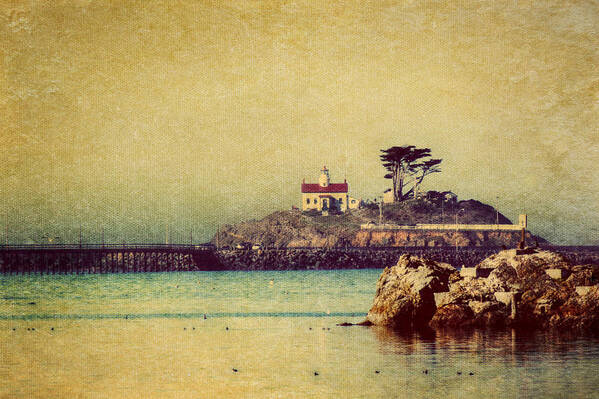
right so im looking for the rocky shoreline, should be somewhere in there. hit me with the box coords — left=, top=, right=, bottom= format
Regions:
left=214, top=247, right=496, bottom=270
left=363, top=249, right=599, bottom=332
left=214, top=246, right=599, bottom=271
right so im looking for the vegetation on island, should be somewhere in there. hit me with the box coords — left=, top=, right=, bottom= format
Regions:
left=380, top=145, right=442, bottom=202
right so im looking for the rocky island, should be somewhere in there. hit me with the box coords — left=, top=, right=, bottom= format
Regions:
left=212, top=196, right=546, bottom=249
left=208, top=192, right=599, bottom=271
left=364, top=249, right=599, bottom=332
left=209, top=193, right=559, bottom=270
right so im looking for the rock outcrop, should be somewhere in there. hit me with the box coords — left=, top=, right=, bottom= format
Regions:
left=365, top=254, right=458, bottom=328
left=366, top=249, right=599, bottom=332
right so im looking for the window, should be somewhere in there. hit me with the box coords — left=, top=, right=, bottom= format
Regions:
left=314, top=198, right=318, bottom=203
left=339, top=198, right=343, bottom=204
left=306, top=198, right=310, bottom=204
left=351, top=200, right=356, bottom=204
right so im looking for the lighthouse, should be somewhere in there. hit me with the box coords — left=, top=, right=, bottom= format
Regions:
left=301, top=166, right=360, bottom=213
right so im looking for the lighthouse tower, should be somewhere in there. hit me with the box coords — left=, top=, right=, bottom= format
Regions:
left=318, top=166, right=330, bottom=187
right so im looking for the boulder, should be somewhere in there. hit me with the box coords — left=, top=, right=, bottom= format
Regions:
left=476, top=249, right=570, bottom=272
left=545, top=268, right=566, bottom=280
left=478, top=250, right=565, bottom=295
left=546, top=286, right=599, bottom=330
left=430, top=299, right=509, bottom=329
left=469, top=300, right=497, bottom=314
left=459, top=267, right=478, bottom=278
left=434, top=292, right=453, bottom=308
left=365, top=254, right=457, bottom=329
left=366, top=249, right=599, bottom=332
left=485, top=264, right=520, bottom=292
left=447, top=276, right=494, bottom=303
left=575, top=286, right=595, bottom=296
left=469, top=300, right=509, bottom=327
left=429, top=304, right=474, bottom=328
left=566, top=265, right=599, bottom=287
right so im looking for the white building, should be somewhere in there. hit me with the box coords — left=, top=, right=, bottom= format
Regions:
left=301, top=166, right=360, bottom=212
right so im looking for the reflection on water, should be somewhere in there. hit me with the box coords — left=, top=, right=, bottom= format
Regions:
left=1, top=270, right=599, bottom=398
left=368, top=326, right=599, bottom=398
left=372, top=325, right=599, bottom=363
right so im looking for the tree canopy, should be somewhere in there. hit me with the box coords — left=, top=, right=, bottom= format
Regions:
left=380, top=146, right=442, bottom=201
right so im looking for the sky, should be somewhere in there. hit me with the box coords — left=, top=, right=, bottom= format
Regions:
left=1, top=0, right=598, bottom=245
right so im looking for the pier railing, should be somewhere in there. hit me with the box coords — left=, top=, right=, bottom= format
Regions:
left=0, top=244, right=219, bottom=275
left=360, top=223, right=524, bottom=231
left=0, top=244, right=214, bottom=251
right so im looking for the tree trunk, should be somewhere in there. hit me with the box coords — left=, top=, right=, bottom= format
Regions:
left=393, top=163, right=399, bottom=202
left=396, top=165, right=404, bottom=201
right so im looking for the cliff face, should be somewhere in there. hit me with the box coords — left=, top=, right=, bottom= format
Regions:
left=212, top=199, right=548, bottom=248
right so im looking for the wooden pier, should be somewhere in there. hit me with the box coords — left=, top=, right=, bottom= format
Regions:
left=0, top=244, right=222, bottom=274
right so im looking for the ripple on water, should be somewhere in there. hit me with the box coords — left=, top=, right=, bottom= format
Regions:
left=0, top=270, right=598, bottom=398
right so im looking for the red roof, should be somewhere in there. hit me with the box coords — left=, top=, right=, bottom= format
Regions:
left=302, top=183, right=348, bottom=193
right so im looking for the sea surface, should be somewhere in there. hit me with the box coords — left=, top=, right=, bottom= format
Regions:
left=1, top=270, right=598, bottom=398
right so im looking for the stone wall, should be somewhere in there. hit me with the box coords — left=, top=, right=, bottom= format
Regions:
left=352, top=230, right=537, bottom=248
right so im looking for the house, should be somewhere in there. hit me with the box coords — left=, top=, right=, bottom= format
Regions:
left=301, top=166, right=359, bottom=213
left=424, top=190, right=458, bottom=205
left=385, top=189, right=457, bottom=204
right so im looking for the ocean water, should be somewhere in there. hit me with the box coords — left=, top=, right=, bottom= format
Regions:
left=1, top=270, right=598, bottom=398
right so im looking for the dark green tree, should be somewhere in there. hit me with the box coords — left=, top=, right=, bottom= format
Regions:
left=404, top=158, right=442, bottom=199
left=380, top=146, right=442, bottom=201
